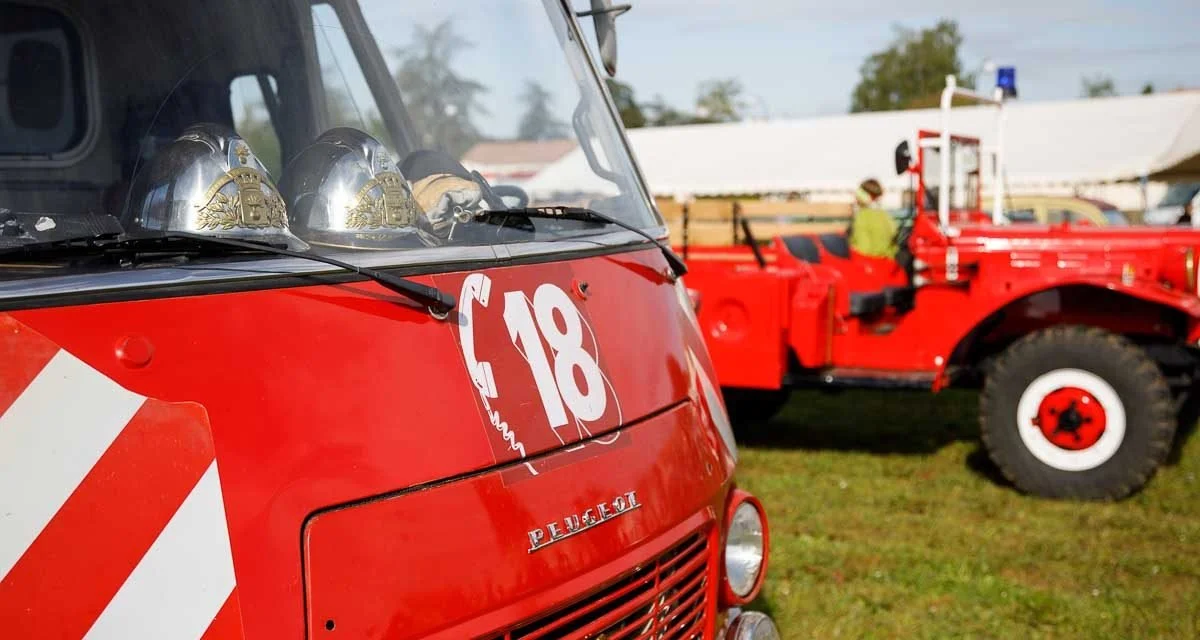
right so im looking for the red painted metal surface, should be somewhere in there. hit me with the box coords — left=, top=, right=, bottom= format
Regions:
left=303, top=403, right=724, bottom=639
left=3, top=246, right=748, bottom=638
left=684, top=218, right=1200, bottom=390
left=1034, top=387, right=1107, bottom=451
left=0, top=317, right=232, bottom=639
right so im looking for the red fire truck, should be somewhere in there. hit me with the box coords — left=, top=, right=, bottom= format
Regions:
left=683, top=72, right=1200, bottom=501
left=0, top=1, right=777, bottom=638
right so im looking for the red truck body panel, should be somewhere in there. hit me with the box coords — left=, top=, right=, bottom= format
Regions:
left=0, top=247, right=741, bottom=639
left=682, top=215, right=1200, bottom=391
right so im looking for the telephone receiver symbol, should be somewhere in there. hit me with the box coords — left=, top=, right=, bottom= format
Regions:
left=459, top=273, right=498, bottom=398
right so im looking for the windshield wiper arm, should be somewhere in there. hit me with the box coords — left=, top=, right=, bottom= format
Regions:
left=0, top=231, right=455, bottom=313
left=161, top=232, right=455, bottom=312
left=482, top=206, right=687, bottom=278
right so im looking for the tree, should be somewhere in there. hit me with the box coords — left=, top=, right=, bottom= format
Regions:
left=321, top=67, right=395, bottom=146
left=617, top=77, right=752, bottom=128
left=850, top=20, right=974, bottom=113
left=233, top=103, right=282, bottom=178
left=695, top=78, right=746, bottom=123
left=606, top=78, right=646, bottom=129
left=1081, top=74, right=1117, bottom=98
left=392, top=20, right=488, bottom=157
left=1141, top=83, right=1155, bottom=95
left=642, top=95, right=696, bottom=127
left=516, top=80, right=567, bottom=140
left=639, top=78, right=747, bottom=127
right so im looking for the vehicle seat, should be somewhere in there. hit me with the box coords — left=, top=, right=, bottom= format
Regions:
left=818, top=233, right=850, bottom=259
left=782, top=235, right=820, bottom=263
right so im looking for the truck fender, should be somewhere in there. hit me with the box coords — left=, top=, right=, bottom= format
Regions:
left=935, top=280, right=1200, bottom=389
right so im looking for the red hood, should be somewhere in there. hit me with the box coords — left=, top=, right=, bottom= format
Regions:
left=5, top=246, right=734, bottom=638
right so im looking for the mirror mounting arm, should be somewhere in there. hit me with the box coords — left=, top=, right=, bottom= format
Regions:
left=576, top=4, right=632, bottom=18
left=578, top=0, right=630, bottom=76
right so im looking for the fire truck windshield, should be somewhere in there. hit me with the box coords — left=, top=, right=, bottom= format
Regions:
left=0, top=0, right=657, bottom=279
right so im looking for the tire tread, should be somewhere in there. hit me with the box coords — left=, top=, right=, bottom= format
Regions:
left=979, top=325, right=1175, bottom=500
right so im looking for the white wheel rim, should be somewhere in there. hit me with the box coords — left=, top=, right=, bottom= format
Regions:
left=1015, top=368, right=1126, bottom=471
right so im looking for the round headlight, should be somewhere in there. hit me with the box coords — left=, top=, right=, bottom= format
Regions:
left=724, top=611, right=781, bottom=640
left=724, top=496, right=767, bottom=602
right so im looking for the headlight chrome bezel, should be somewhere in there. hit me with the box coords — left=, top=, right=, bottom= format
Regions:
left=724, top=611, right=781, bottom=640
left=722, top=489, right=769, bottom=605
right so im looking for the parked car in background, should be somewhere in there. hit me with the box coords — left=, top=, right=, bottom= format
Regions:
left=1144, top=182, right=1200, bottom=226
left=988, top=195, right=1130, bottom=226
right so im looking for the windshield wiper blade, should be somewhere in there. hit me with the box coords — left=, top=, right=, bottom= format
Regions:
left=481, top=206, right=687, bottom=278
left=0, top=212, right=123, bottom=250
left=0, top=232, right=455, bottom=313
left=161, top=232, right=455, bottom=312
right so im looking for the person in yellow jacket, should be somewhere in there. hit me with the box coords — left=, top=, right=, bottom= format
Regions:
left=849, top=178, right=897, bottom=259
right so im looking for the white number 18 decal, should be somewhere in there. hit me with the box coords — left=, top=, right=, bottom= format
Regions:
left=504, top=284, right=607, bottom=427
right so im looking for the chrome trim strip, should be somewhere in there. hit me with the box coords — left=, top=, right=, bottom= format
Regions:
left=0, top=228, right=666, bottom=302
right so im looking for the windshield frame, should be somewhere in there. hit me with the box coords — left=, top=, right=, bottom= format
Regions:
left=916, top=130, right=982, bottom=222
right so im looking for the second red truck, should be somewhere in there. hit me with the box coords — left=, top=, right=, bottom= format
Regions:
left=681, top=74, right=1200, bottom=500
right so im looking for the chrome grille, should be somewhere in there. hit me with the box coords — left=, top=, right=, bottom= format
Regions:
left=493, top=529, right=712, bottom=640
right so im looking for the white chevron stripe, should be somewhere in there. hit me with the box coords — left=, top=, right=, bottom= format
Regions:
left=84, top=462, right=235, bottom=640
left=0, top=350, right=145, bottom=580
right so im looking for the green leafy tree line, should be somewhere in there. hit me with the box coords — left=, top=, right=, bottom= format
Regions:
left=605, top=77, right=749, bottom=129
left=850, top=20, right=974, bottom=112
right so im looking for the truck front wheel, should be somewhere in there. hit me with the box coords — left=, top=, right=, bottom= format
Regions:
left=980, top=326, right=1176, bottom=500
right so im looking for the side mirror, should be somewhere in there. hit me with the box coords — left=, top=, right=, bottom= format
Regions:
left=894, top=140, right=912, bottom=175
left=577, top=1, right=631, bottom=77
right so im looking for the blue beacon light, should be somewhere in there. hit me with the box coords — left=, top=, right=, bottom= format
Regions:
left=997, top=66, right=1017, bottom=98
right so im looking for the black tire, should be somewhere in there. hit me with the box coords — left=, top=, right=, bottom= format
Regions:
left=980, top=326, right=1176, bottom=500
left=722, top=387, right=791, bottom=426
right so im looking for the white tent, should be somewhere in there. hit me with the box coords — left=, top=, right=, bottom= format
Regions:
left=525, top=91, right=1200, bottom=209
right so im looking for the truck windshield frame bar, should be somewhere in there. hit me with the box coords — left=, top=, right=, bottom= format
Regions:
left=938, top=74, right=1006, bottom=229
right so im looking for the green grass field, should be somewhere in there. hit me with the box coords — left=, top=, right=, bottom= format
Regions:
left=737, top=389, right=1200, bottom=639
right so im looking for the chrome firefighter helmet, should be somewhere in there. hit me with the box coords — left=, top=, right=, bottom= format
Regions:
left=281, top=128, right=437, bottom=249
left=126, top=123, right=305, bottom=249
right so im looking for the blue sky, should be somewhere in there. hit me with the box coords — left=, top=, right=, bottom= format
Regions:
left=605, top=0, right=1200, bottom=118
left=234, top=0, right=1200, bottom=142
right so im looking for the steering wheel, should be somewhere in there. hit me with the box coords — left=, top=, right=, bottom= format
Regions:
left=487, top=184, right=530, bottom=209
left=891, top=205, right=916, bottom=247
left=889, top=205, right=919, bottom=280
